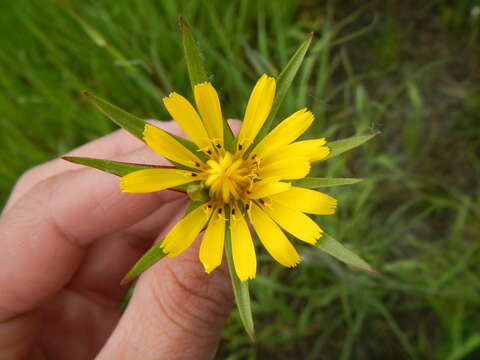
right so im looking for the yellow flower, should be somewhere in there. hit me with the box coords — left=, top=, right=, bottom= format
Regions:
left=120, top=74, right=336, bottom=281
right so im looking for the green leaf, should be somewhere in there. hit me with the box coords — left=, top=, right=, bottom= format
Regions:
left=225, top=222, right=255, bottom=341
left=180, top=16, right=235, bottom=151
left=293, top=177, right=363, bottom=188
left=327, top=132, right=380, bottom=159
left=255, top=32, right=313, bottom=142
left=83, top=91, right=146, bottom=140
left=121, top=243, right=166, bottom=285
left=180, top=16, right=209, bottom=88
left=63, top=156, right=172, bottom=176
left=316, top=233, right=377, bottom=274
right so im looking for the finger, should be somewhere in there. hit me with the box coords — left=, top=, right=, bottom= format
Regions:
left=68, top=197, right=190, bottom=301
left=4, top=120, right=181, bottom=211
left=97, top=239, right=233, bottom=360
left=0, top=148, right=184, bottom=321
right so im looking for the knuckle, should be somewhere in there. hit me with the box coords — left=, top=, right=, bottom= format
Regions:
left=149, top=261, right=233, bottom=336
left=14, top=165, right=44, bottom=191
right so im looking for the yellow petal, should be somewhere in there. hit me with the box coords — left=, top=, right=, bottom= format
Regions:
left=249, top=203, right=300, bottom=267
left=237, top=74, right=276, bottom=148
left=143, top=124, right=203, bottom=169
left=249, top=179, right=291, bottom=199
left=258, top=154, right=311, bottom=180
left=230, top=213, right=256, bottom=281
left=262, top=201, right=323, bottom=244
left=310, top=147, right=330, bottom=162
left=163, top=92, right=211, bottom=149
left=270, top=186, right=337, bottom=215
left=260, top=139, right=329, bottom=164
left=161, top=206, right=209, bottom=257
left=120, top=168, right=196, bottom=193
left=199, top=214, right=225, bottom=274
left=276, top=139, right=329, bottom=162
left=194, top=82, right=223, bottom=142
left=251, top=108, right=314, bottom=158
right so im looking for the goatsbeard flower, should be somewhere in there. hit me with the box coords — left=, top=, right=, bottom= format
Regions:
left=119, top=74, right=336, bottom=281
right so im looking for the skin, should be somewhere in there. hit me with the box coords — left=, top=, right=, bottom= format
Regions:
left=0, top=120, right=241, bottom=360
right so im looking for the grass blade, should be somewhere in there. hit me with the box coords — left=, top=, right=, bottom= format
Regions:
left=255, top=33, right=313, bottom=141
left=225, top=221, right=255, bottom=341
left=317, top=233, right=377, bottom=274
left=293, top=177, right=363, bottom=188
left=327, top=132, right=380, bottom=159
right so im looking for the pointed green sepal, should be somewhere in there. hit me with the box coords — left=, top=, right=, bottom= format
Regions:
left=180, top=17, right=235, bottom=151
left=225, top=222, right=255, bottom=341
left=83, top=92, right=146, bottom=140
left=326, top=132, right=380, bottom=159
left=119, top=281, right=136, bottom=312
left=255, top=33, right=313, bottom=142
left=180, top=16, right=209, bottom=88
left=316, top=233, right=377, bottom=274
left=121, top=243, right=166, bottom=285
left=293, top=177, right=363, bottom=188
left=62, top=156, right=174, bottom=177
left=83, top=92, right=200, bottom=158
left=63, top=156, right=189, bottom=192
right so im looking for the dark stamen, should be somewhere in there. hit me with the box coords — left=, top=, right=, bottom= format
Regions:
left=195, top=162, right=200, bottom=167
left=216, top=143, right=221, bottom=149
left=259, top=199, right=265, bottom=205
left=238, top=144, right=243, bottom=150
left=191, top=173, right=197, bottom=177
left=207, top=204, right=212, bottom=209
left=245, top=204, right=250, bottom=210
left=218, top=208, right=223, bottom=214
left=207, top=150, right=212, bottom=155
left=232, top=209, right=236, bottom=215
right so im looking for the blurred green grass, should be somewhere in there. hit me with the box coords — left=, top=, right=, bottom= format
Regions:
left=1, top=0, right=479, bottom=359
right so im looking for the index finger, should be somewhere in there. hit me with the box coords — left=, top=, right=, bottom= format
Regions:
left=4, top=120, right=181, bottom=211
left=0, top=151, right=184, bottom=321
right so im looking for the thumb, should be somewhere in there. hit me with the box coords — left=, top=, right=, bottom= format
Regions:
left=96, top=240, right=233, bottom=360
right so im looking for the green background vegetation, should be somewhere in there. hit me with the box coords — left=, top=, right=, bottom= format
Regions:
left=1, top=0, right=479, bottom=358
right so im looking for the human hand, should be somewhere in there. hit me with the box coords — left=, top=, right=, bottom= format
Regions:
left=0, top=121, right=237, bottom=360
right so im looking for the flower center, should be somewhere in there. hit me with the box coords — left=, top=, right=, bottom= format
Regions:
left=204, top=151, right=256, bottom=203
